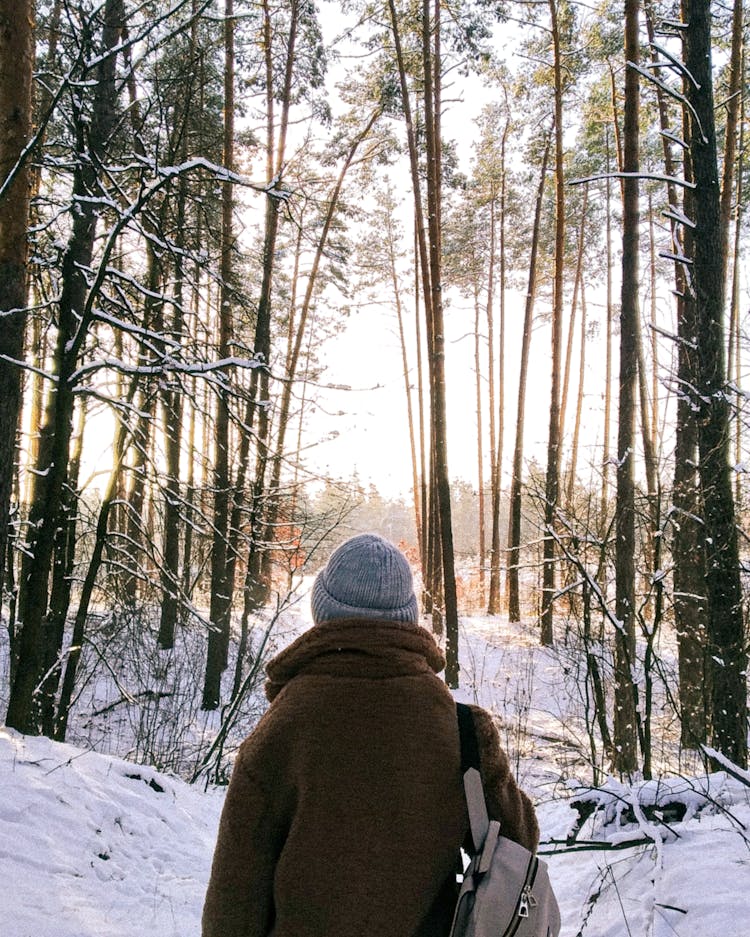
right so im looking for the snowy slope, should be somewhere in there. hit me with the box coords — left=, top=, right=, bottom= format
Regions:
left=0, top=728, right=223, bottom=937
left=455, top=615, right=750, bottom=937
left=538, top=776, right=750, bottom=937
left=2, top=610, right=750, bottom=937
left=3, top=724, right=749, bottom=937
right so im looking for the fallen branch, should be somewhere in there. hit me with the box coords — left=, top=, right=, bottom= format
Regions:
left=538, top=837, right=653, bottom=855
left=89, top=689, right=174, bottom=718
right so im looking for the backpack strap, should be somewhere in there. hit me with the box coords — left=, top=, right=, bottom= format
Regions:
left=456, top=703, right=490, bottom=852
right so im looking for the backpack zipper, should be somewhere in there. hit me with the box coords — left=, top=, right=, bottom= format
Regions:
left=504, top=856, right=539, bottom=937
left=517, top=884, right=533, bottom=918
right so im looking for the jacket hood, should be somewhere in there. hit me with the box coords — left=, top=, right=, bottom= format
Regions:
left=265, top=618, right=445, bottom=702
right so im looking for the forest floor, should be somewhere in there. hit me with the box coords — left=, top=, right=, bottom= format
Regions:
left=2, top=594, right=750, bottom=936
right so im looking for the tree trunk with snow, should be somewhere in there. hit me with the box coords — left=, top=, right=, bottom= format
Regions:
left=541, top=0, right=565, bottom=647
left=612, top=0, right=641, bottom=776
left=203, top=0, right=237, bottom=710
left=0, top=0, right=34, bottom=594
left=6, top=0, right=124, bottom=735
left=684, top=0, right=747, bottom=768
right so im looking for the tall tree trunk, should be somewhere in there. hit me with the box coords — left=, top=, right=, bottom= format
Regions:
left=612, top=0, right=641, bottom=776
left=157, top=187, right=187, bottom=649
left=507, top=137, right=550, bottom=622
left=39, top=400, right=86, bottom=736
left=560, top=187, right=587, bottom=451
left=119, top=12, right=185, bottom=614
left=415, top=226, right=429, bottom=578
left=565, top=282, right=587, bottom=509
left=685, top=0, right=747, bottom=768
left=488, top=123, right=508, bottom=615
left=255, top=112, right=380, bottom=605
left=637, top=210, right=658, bottom=595
left=387, top=0, right=435, bottom=602
left=121, top=383, right=157, bottom=601
left=181, top=375, right=198, bottom=604
left=485, top=196, right=496, bottom=608
left=0, top=0, right=34, bottom=590
left=392, top=215, right=422, bottom=554
left=388, top=0, right=439, bottom=614
left=644, top=0, right=707, bottom=748
left=236, top=0, right=299, bottom=619
left=19, top=0, right=59, bottom=515
left=728, top=103, right=744, bottom=508
left=6, top=0, right=123, bottom=734
left=600, top=131, right=614, bottom=531
left=541, top=0, right=565, bottom=647
left=120, top=238, right=163, bottom=603
left=55, top=379, right=139, bottom=740
left=719, top=0, right=744, bottom=288
left=422, top=0, right=459, bottom=684
left=648, top=194, right=659, bottom=455
left=674, top=298, right=706, bottom=746
left=474, top=292, right=486, bottom=606
left=203, top=0, right=236, bottom=710
left=156, top=15, right=199, bottom=648
left=181, top=20, right=206, bottom=610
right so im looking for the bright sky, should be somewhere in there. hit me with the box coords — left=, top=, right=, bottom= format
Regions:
left=298, top=249, right=616, bottom=501
left=300, top=4, right=563, bottom=498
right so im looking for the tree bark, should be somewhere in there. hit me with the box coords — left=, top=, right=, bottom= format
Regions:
left=203, top=0, right=237, bottom=710
left=157, top=193, right=187, bottom=649
left=612, top=0, right=641, bottom=776
left=232, top=0, right=299, bottom=621
left=157, top=29, right=197, bottom=648
left=0, top=0, right=34, bottom=591
left=488, top=121, right=509, bottom=615
left=422, top=0, right=460, bottom=684
left=560, top=187, right=587, bottom=452
left=719, top=0, right=744, bottom=288
left=474, top=293, right=486, bottom=606
left=600, top=130, right=614, bottom=532
left=684, top=0, right=747, bottom=768
left=565, top=282, right=587, bottom=509
left=120, top=238, right=163, bottom=603
left=541, top=0, right=565, bottom=647
left=6, top=0, right=123, bottom=734
left=39, top=401, right=86, bottom=736
left=507, top=136, right=550, bottom=622
left=415, top=224, right=429, bottom=578
left=644, top=0, right=708, bottom=748
left=728, top=103, right=744, bottom=508
left=387, top=0, right=438, bottom=618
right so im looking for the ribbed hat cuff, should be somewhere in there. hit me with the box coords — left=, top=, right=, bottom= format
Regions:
left=311, top=574, right=419, bottom=625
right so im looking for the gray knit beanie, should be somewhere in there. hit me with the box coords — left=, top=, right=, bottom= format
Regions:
left=311, top=533, right=419, bottom=625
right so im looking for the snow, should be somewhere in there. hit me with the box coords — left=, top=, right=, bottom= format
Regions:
left=0, top=727, right=223, bottom=937
left=2, top=606, right=750, bottom=936
left=545, top=787, right=750, bottom=937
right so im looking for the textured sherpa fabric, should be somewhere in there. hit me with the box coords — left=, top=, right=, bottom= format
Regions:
left=202, top=619, right=539, bottom=937
left=310, top=533, right=419, bottom=625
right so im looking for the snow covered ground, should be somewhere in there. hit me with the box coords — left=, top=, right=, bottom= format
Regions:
left=0, top=727, right=223, bottom=937
left=2, top=605, right=750, bottom=936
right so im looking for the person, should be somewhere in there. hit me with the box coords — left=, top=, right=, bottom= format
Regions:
left=202, top=533, right=539, bottom=937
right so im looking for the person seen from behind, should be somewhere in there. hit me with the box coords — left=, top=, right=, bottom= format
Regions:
left=202, top=533, right=539, bottom=937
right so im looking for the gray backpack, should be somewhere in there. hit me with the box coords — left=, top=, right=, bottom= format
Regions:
left=450, top=704, right=561, bottom=937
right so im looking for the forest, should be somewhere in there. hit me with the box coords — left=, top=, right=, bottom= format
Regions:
left=0, top=0, right=748, bottom=802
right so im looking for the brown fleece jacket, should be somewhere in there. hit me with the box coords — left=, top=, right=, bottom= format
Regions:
left=202, top=619, right=539, bottom=937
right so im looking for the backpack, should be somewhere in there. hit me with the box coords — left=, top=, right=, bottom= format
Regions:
left=449, top=703, right=561, bottom=937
